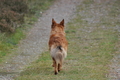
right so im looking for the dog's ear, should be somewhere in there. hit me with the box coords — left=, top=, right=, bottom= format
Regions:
left=60, top=19, right=64, bottom=26
left=52, top=18, right=56, bottom=28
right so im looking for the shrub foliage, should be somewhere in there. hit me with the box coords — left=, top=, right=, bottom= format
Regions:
left=0, top=0, right=28, bottom=33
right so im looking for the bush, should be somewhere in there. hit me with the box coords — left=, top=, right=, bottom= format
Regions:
left=0, top=0, right=55, bottom=33
left=0, top=0, right=28, bottom=33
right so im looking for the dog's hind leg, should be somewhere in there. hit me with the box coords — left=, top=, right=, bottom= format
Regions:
left=52, top=58, right=55, bottom=67
left=54, top=60, right=58, bottom=75
left=58, top=63, right=61, bottom=72
left=58, top=59, right=62, bottom=72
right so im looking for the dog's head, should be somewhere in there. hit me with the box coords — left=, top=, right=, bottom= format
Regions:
left=51, top=18, right=65, bottom=35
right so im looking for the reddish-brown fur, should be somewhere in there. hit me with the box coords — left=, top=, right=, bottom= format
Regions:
left=49, top=19, right=68, bottom=75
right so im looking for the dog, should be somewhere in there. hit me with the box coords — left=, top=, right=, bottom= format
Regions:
left=48, top=19, right=68, bottom=75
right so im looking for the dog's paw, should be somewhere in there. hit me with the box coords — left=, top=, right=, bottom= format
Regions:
left=54, top=72, right=58, bottom=75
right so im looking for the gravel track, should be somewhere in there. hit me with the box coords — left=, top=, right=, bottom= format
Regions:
left=0, top=0, right=81, bottom=80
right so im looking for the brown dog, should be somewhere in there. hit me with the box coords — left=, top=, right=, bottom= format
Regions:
left=49, top=19, right=68, bottom=75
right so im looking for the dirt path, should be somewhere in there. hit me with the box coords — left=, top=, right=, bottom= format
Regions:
left=0, top=0, right=82, bottom=80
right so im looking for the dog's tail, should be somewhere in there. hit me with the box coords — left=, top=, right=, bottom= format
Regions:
left=57, top=46, right=62, bottom=51
left=50, top=45, right=67, bottom=63
left=57, top=45, right=67, bottom=58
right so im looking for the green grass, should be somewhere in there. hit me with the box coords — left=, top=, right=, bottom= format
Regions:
left=16, top=0, right=119, bottom=80
left=0, top=28, right=25, bottom=62
left=0, top=0, right=55, bottom=63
